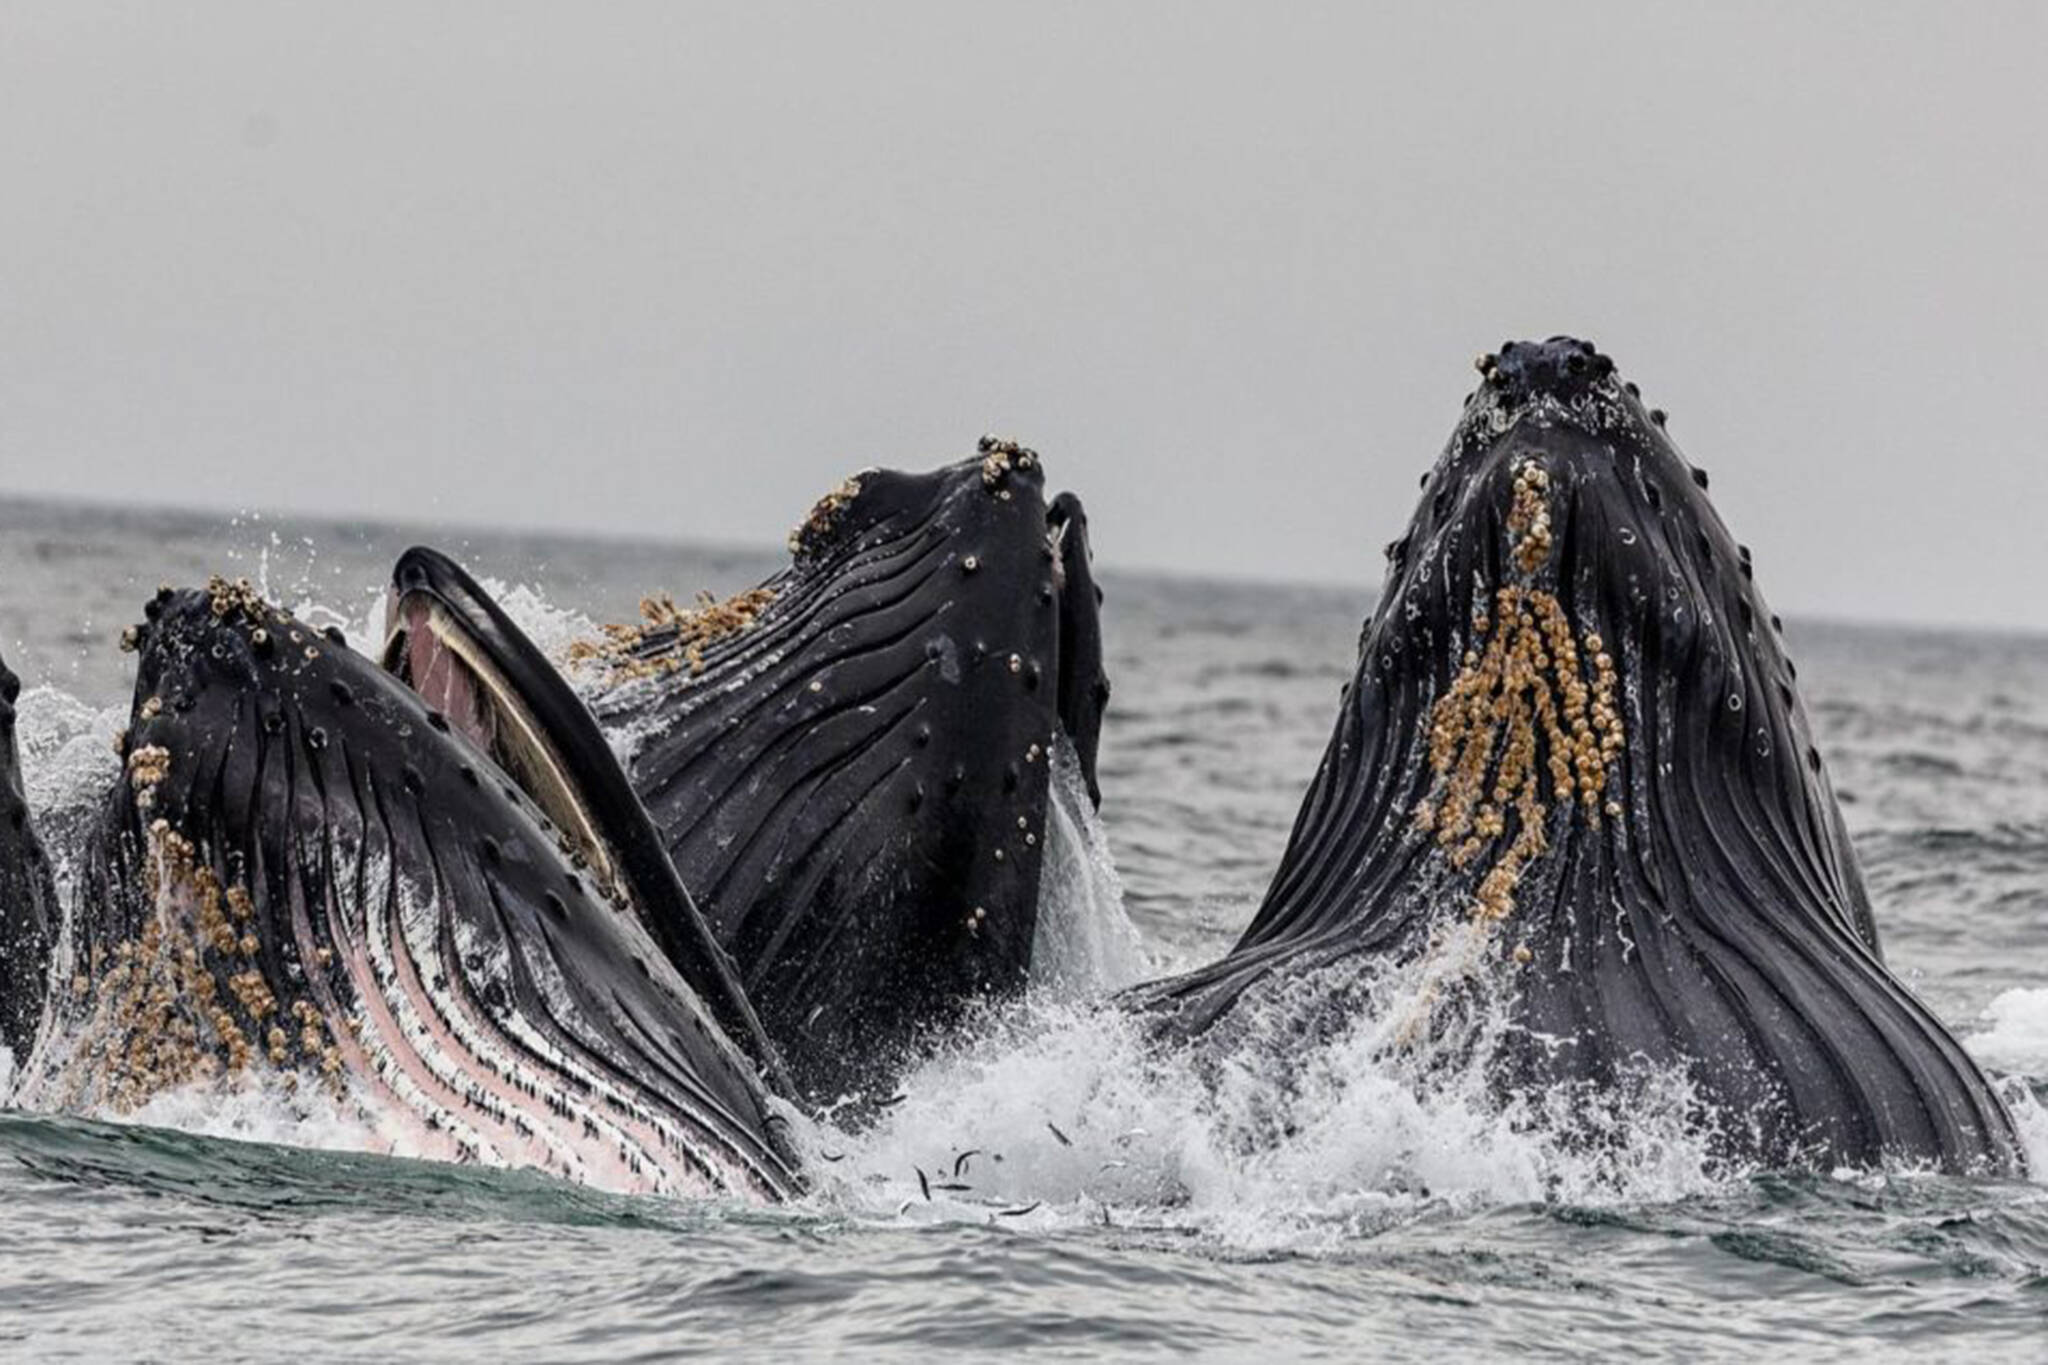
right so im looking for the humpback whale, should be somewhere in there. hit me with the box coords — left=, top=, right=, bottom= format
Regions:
left=1144, top=338, right=2024, bottom=1174
left=14, top=581, right=800, bottom=1199
left=568, top=441, right=1110, bottom=1102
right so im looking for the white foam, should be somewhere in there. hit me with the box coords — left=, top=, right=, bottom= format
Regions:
left=808, top=943, right=1735, bottom=1251
left=1963, top=988, right=2048, bottom=1180
left=15, top=685, right=126, bottom=838
left=1999, top=1083, right=2048, bottom=1178
left=1964, top=987, right=2048, bottom=1077
left=114, top=1073, right=396, bottom=1157
left=474, top=576, right=601, bottom=668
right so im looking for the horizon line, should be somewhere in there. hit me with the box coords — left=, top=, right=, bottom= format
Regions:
left=2, top=486, right=2041, bottom=646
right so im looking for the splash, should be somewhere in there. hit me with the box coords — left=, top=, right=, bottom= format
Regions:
left=107, top=1071, right=396, bottom=1157
left=0, top=661, right=1845, bottom=1227
left=1965, top=987, right=2048, bottom=1076
left=1030, top=735, right=1149, bottom=998
left=1963, top=988, right=2048, bottom=1177
left=2000, top=1084, right=2048, bottom=1176
left=809, top=937, right=1739, bottom=1252
left=16, top=685, right=126, bottom=841
left=480, top=578, right=602, bottom=666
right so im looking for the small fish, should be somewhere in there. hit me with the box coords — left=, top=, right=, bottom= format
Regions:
left=820, top=1150, right=846, bottom=1163
left=1098, top=1159, right=1130, bottom=1172
left=994, top=1202, right=1042, bottom=1218
left=916, top=1167, right=931, bottom=1201
left=877, top=1093, right=909, bottom=1108
left=1046, top=1121, right=1072, bottom=1146
left=953, top=1149, right=982, bottom=1177
left=931, top=1182, right=972, bottom=1193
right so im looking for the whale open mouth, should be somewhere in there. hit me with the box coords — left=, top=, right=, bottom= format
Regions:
left=379, top=547, right=787, bottom=1090
left=383, top=582, right=617, bottom=893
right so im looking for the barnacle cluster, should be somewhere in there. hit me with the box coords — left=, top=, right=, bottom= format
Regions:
left=60, top=820, right=341, bottom=1110
left=786, top=474, right=866, bottom=557
left=125, top=744, right=171, bottom=810
left=1411, top=458, right=1624, bottom=926
left=1505, top=459, right=1554, bottom=574
left=568, top=586, right=779, bottom=682
left=206, top=574, right=270, bottom=625
left=978, top=435, right=1039, bottom=491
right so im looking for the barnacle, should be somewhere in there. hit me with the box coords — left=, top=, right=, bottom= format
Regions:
left=568, top=586, right=779, bottom=683
left=787, top=474, right=866, bottom=557
left=205, top=574, right=270, bottom=625
left=125, top=745, right=172, bottom=808
left=1412, top=457, right=1625, bottom=927
left=1505, top=458, right=1554, bottom=575
left=55, top=819, right=337, bottom=1110
left=977, top=435, right=1039, bottom=490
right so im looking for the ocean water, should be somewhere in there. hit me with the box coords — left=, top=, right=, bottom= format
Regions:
left=1, top=496, right=2045, bottom=1362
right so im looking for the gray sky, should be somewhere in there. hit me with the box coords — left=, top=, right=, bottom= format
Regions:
left=3, top=2, right=2044, bottom=630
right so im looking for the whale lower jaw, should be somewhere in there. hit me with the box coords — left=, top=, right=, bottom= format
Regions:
left=19, top=829, right=787, bottom=1200
left=319, top=847, right=765, bottom=1197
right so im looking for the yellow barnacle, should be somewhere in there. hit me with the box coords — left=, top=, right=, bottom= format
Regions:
left=1407, top=480, right=1626, bottom=933
left=568, top=584, right=779, bottom=684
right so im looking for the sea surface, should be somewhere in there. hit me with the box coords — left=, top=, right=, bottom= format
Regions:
left=1, top=495, right=2045, bottom=1362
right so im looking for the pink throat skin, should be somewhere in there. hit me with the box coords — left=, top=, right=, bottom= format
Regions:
left=396, top=598, right=496, bottom=755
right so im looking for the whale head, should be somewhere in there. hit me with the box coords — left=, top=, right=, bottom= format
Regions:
left=36, top=580, right=801, bottom=1197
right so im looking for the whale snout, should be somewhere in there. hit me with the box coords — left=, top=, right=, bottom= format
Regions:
left=1475, top=336, right=1616, bottom=404
left=1400, top=340, right=1729, bottom=625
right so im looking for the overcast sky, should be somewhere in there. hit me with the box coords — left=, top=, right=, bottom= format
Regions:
left=3, top=2, right=2044, bottom=630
